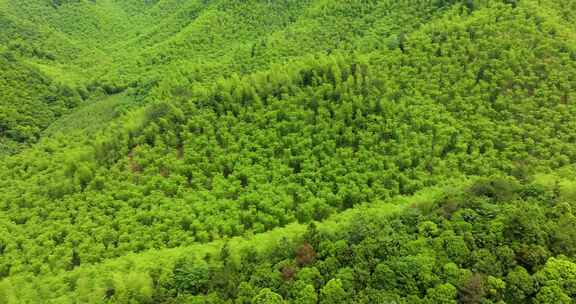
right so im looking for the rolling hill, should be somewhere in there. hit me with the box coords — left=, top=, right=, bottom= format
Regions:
left=1, top=0, right=576, bottom=303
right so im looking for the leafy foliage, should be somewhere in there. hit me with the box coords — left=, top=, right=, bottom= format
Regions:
left=2, top=175, right=576, bottom=303
left=0, top=0, right=576, bottom=302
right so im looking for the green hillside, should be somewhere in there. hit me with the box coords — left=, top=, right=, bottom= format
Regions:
left=3, top=171, right=576, bottom=303
left=0, top=53, right=83, bottom=153
left=1, top=0, right=576, bottom=303
left=0, top=0, right=439, bottom=152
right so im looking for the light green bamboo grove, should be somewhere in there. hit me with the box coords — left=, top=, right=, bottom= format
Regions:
left=1, top=0, right=576, bottom=303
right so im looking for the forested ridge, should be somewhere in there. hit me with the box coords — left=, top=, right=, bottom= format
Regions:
left=1, top=0, right=576, bottom=303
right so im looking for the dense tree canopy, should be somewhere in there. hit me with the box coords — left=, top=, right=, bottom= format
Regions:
left=2, top=173, right=576, bottom=303
left=0, top=0, right=575, bottom=303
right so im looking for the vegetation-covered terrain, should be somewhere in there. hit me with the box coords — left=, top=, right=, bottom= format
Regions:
left=1, top=0, right=576, bottom=303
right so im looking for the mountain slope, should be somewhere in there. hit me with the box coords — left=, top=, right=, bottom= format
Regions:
left=1, top=0, right=576, bottom=276
left=0, top=0, right=441, bottom=152
left=0, top=0, right=576, bottom=303
left=0, top=53, right=84, bottom=153
left=2, top=171, right=576, bottom=303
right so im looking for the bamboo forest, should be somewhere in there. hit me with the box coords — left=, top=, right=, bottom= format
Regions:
left=1, top=0, right=576, bottom=303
